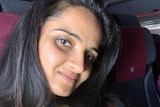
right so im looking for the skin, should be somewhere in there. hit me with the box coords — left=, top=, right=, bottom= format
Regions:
left=38, top=6, right=102, bottom=97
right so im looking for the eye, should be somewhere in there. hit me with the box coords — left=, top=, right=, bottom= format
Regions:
left=56, top=38, right=71, bottom=48
left=86, top=54, right=96, bottom=63
left=85, top=54, right=97, bottom=68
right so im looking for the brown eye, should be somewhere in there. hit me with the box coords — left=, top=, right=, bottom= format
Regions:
left=84, top=53, right=97, bottom=68
left=56, top=38, right=71, bottom=48
left=86, top=54, right=96, bottom=63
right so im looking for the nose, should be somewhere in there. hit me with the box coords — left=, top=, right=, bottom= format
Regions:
left=67, top=52, right=84, bottom=74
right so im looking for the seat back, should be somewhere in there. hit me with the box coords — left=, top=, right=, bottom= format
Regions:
left=152, top=34, right=160, bottom=95
left=115, top=26, right=148, bottom=107
left=115, top=26, right=146, bottom=83
left=0, top=12, right=19, bottom=57
left=143, top=28, right=159, bottom=107
left=103, top=12, right=160, bottom=106
left=108, top=26, right=159, bottom=107
left=152, top=34, right=160, bottom=70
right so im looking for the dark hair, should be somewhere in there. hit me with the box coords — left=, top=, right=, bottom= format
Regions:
left=0, top=0, right=120, bottom=107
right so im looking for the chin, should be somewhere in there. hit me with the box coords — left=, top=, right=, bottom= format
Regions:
left=53, top=89, right=73, bottom=97
left=56, top=92, right=72, bottom=97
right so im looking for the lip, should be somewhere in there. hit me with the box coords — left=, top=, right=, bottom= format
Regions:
left=59, top=71, right=77, bottom=84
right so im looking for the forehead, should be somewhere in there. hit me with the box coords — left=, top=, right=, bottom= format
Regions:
left=43, top=6, right=102, bottom=46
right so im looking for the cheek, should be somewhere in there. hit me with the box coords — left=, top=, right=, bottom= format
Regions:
left=38, top=44, right=62, bottom=85
left=82, top=70, right=91, bottom=81
left=38, top=47, right=55, bottom=71
left=38, top=38, right=61, bottom=72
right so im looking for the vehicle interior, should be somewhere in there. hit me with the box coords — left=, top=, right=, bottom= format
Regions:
left=0, top=0, right=160, bottom=107
left=104, top=0, right=160, bottom=107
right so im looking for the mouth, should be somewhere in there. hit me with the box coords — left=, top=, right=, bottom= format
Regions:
left=59, top=71, right=77, bottom=84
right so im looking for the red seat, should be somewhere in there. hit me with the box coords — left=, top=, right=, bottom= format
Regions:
left=115, top=26, right=146, bottom=83
left=0, top=12, right=19, bottom=57
left=107, top=26, right=159, bottom=107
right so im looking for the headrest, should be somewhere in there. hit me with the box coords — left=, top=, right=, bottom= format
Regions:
left=143, top=28, right=156, bottom=64
left=0, top=0, right=32, bottom=15
left=110, top=13, right=140, bottom=26
left=115, top=26, right=146, bottom=83
left=0, top=12, right=19, bottom=57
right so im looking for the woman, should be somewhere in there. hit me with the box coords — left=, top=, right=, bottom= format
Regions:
left=0, top=0, right=120, bottom=107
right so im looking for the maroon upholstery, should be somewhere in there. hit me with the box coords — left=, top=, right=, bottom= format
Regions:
left=0, top=12, right=19, bottom=57
left=115, top=26, right=146, bottom=83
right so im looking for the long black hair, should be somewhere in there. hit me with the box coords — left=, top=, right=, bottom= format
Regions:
left=0, top=0, right=120, bottom=107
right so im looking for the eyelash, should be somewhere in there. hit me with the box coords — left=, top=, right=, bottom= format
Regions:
left=56, top=38, right=71, bottom=48
left=85, top=54, right=96, bottom=63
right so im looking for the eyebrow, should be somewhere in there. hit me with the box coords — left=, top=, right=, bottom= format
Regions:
left=55, top=28, right=82, bottom=42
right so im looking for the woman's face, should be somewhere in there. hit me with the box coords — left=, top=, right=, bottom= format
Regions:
left=38, top=6, right=101, bottom=97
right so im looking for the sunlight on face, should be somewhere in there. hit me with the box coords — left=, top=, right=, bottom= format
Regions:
left=38, top=6, right=101, bottom=97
